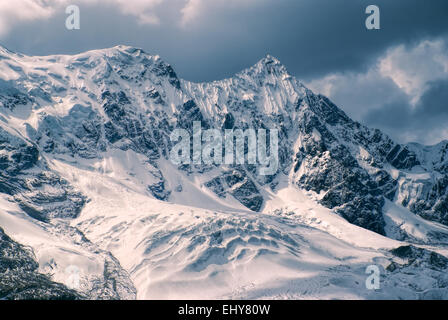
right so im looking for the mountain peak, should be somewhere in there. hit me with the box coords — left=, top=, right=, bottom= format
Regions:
left=237, top=54, right=289, bottom=80
left=257, top=54, right=287, bottom=73
left=109, top=45, right=148, bottom=56
left=90, top=45, right=154, bottom=60
left=261, top=54, right=282, bottom=64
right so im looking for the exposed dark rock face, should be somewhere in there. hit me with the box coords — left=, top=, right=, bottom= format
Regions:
left=0, top=227, right=82, bottom=300
left=0, top=224, right=137, bottom=300
left=206, top=169, right=263, bottom=211
left=0, top=127, right=86, bottom=222
left=387, top=245, right=448, bottom=283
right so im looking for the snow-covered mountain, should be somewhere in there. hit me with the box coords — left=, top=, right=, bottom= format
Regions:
left=1, top=45, right=448, bottom=299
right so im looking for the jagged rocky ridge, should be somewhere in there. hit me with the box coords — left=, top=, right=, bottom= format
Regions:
left=0, top=45, right=447, bottom=235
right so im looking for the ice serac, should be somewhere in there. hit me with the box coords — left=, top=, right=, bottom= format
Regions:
left=1, top=45, right=448, bottom=299
left=403, top=141, right=448, bottom=225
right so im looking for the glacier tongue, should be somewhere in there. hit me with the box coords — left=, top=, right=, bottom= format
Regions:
left=0, top=45, right=448, bottom=299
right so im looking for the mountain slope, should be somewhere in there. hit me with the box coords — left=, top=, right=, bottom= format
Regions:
left=1, top=45, right=448, bottom=299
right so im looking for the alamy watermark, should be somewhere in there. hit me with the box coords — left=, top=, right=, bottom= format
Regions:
left=66, top=5, right=80, bottom=30
left=169, top=122, right=279, bottom=176
left=365, top=5, right=380, bottom=30
left=365, top=265, right=380, bottom=290
left=62, top=4, right=380, bottom=32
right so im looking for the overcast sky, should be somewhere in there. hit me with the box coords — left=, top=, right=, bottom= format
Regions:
left=1, top=0, right=448, bottom=145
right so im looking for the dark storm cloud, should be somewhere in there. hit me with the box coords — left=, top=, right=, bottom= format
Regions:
left=364, top=79, right=448, bottom=144
left=2, top=0, right=448, bottom=82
